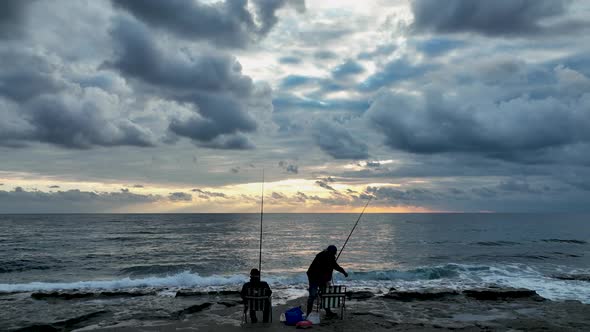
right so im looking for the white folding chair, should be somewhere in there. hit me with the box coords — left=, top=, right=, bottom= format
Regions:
left=316, top=285, right=346, bottom=319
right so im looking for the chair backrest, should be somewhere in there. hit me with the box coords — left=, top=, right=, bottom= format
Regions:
left=244, top=287, right=271, bottom=311
left=319, top=285, right=346, bottom=309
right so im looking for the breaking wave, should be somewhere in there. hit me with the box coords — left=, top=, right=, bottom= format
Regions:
left=2, top=263, right=589, bottom=303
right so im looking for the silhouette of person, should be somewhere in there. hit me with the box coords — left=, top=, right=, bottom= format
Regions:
left=240, top=268, right=272, bottom=323
left=306, top=245, right=348, bottom=317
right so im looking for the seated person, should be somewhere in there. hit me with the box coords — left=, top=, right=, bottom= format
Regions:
left=240, top=268, right=272, bottom=323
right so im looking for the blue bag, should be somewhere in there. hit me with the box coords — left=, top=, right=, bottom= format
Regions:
left=284, top=306, right=304, bottom=325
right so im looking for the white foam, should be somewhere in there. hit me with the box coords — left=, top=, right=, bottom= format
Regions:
left=2, top=264, right=589, bottom=304
left=0, top=271, right=246, bottom=293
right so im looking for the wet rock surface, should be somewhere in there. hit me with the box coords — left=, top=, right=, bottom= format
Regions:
left=346, top=291, right=374, bottom=300
left=552, top=273, right=590, bottom=282
left=462, top=287, right=543, bottom=301
left=170, top=302, right=213, bottom=320
left=383, top=289, right=460, bottom=301
left=14, top=310, right=108, bottom=332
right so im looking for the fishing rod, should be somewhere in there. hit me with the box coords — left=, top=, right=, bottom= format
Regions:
left=258, top=169, right=264, bottom=273
left=336, top=195, right=373, bottom=261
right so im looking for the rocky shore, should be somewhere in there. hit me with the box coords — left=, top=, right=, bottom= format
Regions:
left=12, top=287, right=590, bottom=331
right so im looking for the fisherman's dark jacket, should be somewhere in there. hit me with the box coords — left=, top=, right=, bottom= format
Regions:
left=306, top=250, right=346, bottom=283
left=240, top=279, right=272, bottom=299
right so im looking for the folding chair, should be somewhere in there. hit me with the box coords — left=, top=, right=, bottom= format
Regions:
left=242, top=287, right=272, bottom=324
left=316, top=285, right=346, bottom=319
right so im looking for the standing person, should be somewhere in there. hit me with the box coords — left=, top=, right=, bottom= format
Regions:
left=240, top=268, right=272, bottom=323
left=306, top=245, right=348, bottom=318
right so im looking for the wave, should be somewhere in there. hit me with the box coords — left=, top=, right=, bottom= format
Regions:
left=473, top=241, right=520, bottom=246
left=2, top=264, right=590, bottom=304
left=0, top=271, right=245, bottom=293
left=541, top=239, right=587, bottom=245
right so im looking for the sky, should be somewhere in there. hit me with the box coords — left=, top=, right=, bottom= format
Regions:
left=1, top=0, right=590, bottom=213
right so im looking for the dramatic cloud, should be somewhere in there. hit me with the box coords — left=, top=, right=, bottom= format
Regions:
left=112, top=0, right=304, bottom=48
left=1, top=0, right=589, bottom=213
left=0, top=51, right=65, bottom=103
left=312, top=120, right=368, bottom=160
left=366, top=66, right=590, bottom=160
left=104, top=17, right=261, bottom=148
left=411, top=0, right=575, bottom=36
left=0, top=50, right=156, bottom=149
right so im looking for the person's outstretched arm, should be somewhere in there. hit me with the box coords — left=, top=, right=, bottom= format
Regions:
left=332, top=257, right=348, bottom=277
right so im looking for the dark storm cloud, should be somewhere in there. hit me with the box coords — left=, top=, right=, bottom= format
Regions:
left=0, top=43, right=157, bottom=149
left=359, top=58, right=434, bottom=91
left=49, top=185, right=60, bottom=188
left=411, top=0, right=575, bottom=37
left=132, top=184, right=144, bottom=188
left=0, top=61, right=156, bottom=150
left=331, top=59, right=365, bottom=79
left=0, top=51, right=65, bottom=102
left=0, top=0, right=35, bottom=39
left=168, top=192, right=192, bottom=202
left=312, top=120, right=368, bottom=160
left=365, top=85, right=590, bottom=160
left=0, top=187, right=161, bottom=213
left=18, top=95, right=156, bottom=149
left=104, top=17, right=259, bottom=147
left=111, top=0, right=304, bottom=48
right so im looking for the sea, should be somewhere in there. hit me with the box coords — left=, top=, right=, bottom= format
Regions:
left=1, top=213, right=589, bottom=330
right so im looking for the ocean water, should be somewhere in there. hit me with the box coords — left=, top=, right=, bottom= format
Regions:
left=1, top=213, right=589, bottom=329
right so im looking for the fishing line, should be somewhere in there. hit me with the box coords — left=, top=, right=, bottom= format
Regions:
left=259, top=169, right=264, bottom=273
left=337, top=195, right=373, bottom=261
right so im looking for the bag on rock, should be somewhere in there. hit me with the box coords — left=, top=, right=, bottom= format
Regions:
left=284, top=306, right=304, bottom=325
left=307, top=312, right=320, bottom=325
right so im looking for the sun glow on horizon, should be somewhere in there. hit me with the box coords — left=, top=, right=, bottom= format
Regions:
left=0, top=171, right=438, bottom=213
